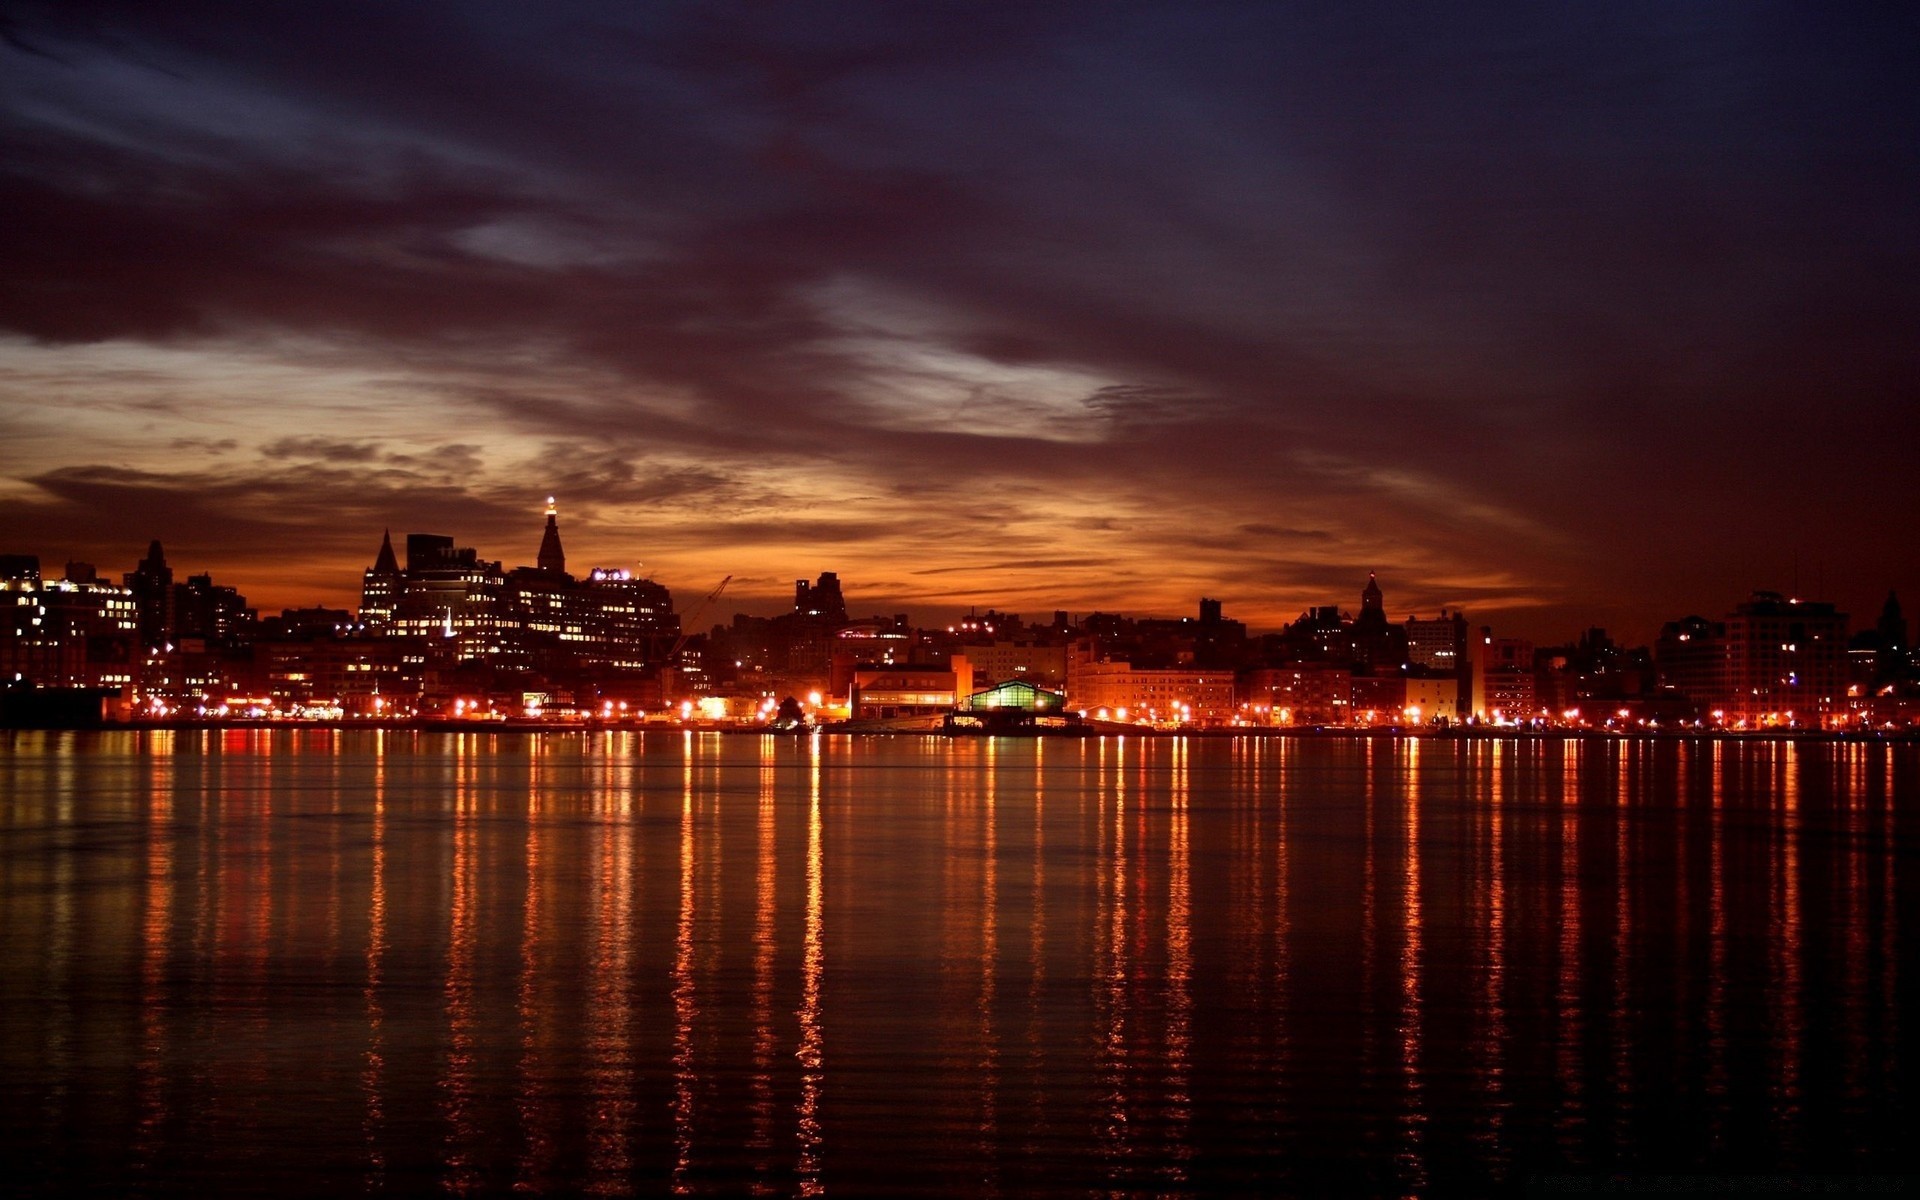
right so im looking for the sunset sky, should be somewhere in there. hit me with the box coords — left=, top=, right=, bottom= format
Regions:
left=3, top=3, right=1915, bottom=639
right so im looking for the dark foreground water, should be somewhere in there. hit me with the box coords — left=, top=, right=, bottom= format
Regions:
left=2, top=731, right=1917, bottom=1196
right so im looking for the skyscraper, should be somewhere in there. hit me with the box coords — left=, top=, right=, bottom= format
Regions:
left=359, top=529, right=403, bottom=628
left=538, top=497, right=566, bottom=575
left=123, top=539, right=173, bottom=649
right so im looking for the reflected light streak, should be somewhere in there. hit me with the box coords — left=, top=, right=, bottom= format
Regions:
left=132, top=746, right=174, bottom=1181
left=1273, top=736, right=1293, bottom=1125
left=673, top=740, right=698, bottom=1193
left=516, top=745, right=556, bottom=1190
left=1097, top=734, right=1133, bottom=1183
left=1706, top=741, right=1730, bottom=1149
left=1841, top=744, right=1869, bottom=1138
left=795, top=736, right=825, bottom=1196
left=1883, top=745, right=1899, bottom=1107
left=440, top=738, right=480, bottom=1195
left=750, top=744, right=779, bottom=1188
left=1476, top=737, right=1509, bottom=1173
left=587, top=742, right=636, bottom=1194
left=1025, top=739, right=1049, bottom=1160
left=977, top=739, right=1000, bottom=1191
left=1555, top=741, right=1585, bottom=1160
left=1360, top=740, right=1379, bottom=1104
left=1611, top=745, right=1633, bottom=1155
left=1771, top=742, right=1804, bottom=1150
left=1164, top=736, right=1193, bottom=1182
left=361, top=741, right=387, bottom=1191
left=1396, top=739, right=1427, bottom=1193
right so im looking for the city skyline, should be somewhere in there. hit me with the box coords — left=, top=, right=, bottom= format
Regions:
left=4, top=500, right=1904, bottom=647
left=4, top=5, right=1917, bottom=643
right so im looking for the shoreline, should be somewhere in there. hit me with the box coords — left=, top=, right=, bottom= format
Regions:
left=3, top=718, right=1915, bottom=743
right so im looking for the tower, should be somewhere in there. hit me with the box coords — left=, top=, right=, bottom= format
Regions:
left=538, top=497, right=567, bottom=575
left=1359, top=572, right=1385, bottom=626
left=124, top=539, right=174, bottom=649
left=1351, top=571, right=1406, bottom=673
left=359, top=529, right=403, bottom=628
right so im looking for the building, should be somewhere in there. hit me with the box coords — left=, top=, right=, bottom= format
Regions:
left=1239, top=663, right=1350, bottom=725
left=1719, top=592, right=1849, bottom=725
left=1467, top=629, right=1534, bottom=719
left=123, top=540, right=174, bottom=650
left=1069, top=653, right=1236, bottom=725
left=1402, top=675, right=1461, bottom=725
left=850, top=658, right=973, bottom=721
left=359, top=530, right=403, bottom=629
left=1405, top=610, right=1468, bottom=672
left=1480, top=670, right=1539, bottom=723
left=174, top=572, right=255, bottom=648
left=947, top=679, right=1075, bottom=732
left=2, top=556, right=138, bottom=692
left=956, top=640, right=1069, bottom=689
left=254, top=632, right=426, bottom=710
left=794, top=572, right=848, bottom=625
left=391, top=533, right=508, bottom=658
left=1350, top=573, right=1408, bottom=673
left=1654, top=615, right=1723, bottom=711
left=1653, top=593, right=1849, bottom=725
left=1348, top=674, right=1408, bottom=725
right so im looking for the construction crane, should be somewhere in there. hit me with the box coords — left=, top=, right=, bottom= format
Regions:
left=666, top=574, right=730, bottom=664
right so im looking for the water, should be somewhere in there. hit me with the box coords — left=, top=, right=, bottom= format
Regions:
left=2, top=730, right=1915, bottom=1195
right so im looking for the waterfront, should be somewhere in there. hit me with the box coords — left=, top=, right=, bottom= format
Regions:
left=2, top=731, right=1916, bottom=1195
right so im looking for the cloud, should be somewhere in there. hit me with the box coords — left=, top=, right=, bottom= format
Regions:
left=0, top=3, right=1915, bottom=635
left=261, top=436, right=381, bottom=462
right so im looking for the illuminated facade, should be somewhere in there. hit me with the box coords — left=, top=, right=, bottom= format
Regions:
left=956, top=640, right=1068, bottom=688
left=1069, top=658, right=1236, bottom=725
left=358, top=505, right=678, bottom=678
left=1405, top=610, right=1468, bottom=672
left=358, top=529, right=402, bottom=628
left=2, top=556, right=138, bottom=690
left=1402, top=674, right=1460, bottom=724
left=850, top=658, right=973, bottom=721
left=391, top=534, right=508, bottom=659
left=1238, top=663, right=1350, bottom=726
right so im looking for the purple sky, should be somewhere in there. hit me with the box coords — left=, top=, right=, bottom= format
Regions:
left=2, top=2, right=1915, bottom=639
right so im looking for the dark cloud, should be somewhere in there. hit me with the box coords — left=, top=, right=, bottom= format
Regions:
left=261, top=437, right=381, bottom=462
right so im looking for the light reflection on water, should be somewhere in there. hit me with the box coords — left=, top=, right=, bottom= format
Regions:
left=2, top=729, right=1918, bottom=1196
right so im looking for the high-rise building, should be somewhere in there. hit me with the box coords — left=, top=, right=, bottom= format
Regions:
left=1654, top=615, right=1724, bottom=712
left=364, top=504, right=677, bottom=681
left=1350, top=573, right=1408, bottom=673
left=579, top=568, right=678, bottom=671
left=1405, top=610, right=1468, bottom=672
left=174, top=573, right=255, bottom=648
left=124, top=539, right=174, bottom=649
left=1720, top=592, right=1848, bottom=725
left=358, top=530, right=403, bottom=628
left=392, top=534, right=508, bottom=658
left=537, top=497, right=566, bottom=574
left=1876, top=592, right=1909, bottom=682
left=1655, top=593, right=1850, bottom=725
left=794, top=573, right=848, bottom=625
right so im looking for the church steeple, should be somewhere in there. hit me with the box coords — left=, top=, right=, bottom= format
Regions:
left=537, top=497, right=566, bottom=574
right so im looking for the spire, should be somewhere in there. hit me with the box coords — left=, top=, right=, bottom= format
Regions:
left=371, top=528, right=399, bottom=575
left=1362, top=571, right=1383, bottom=610
left=143, top=539, right=167, bottom=570
left=538, top=497, right=566, bottom=574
